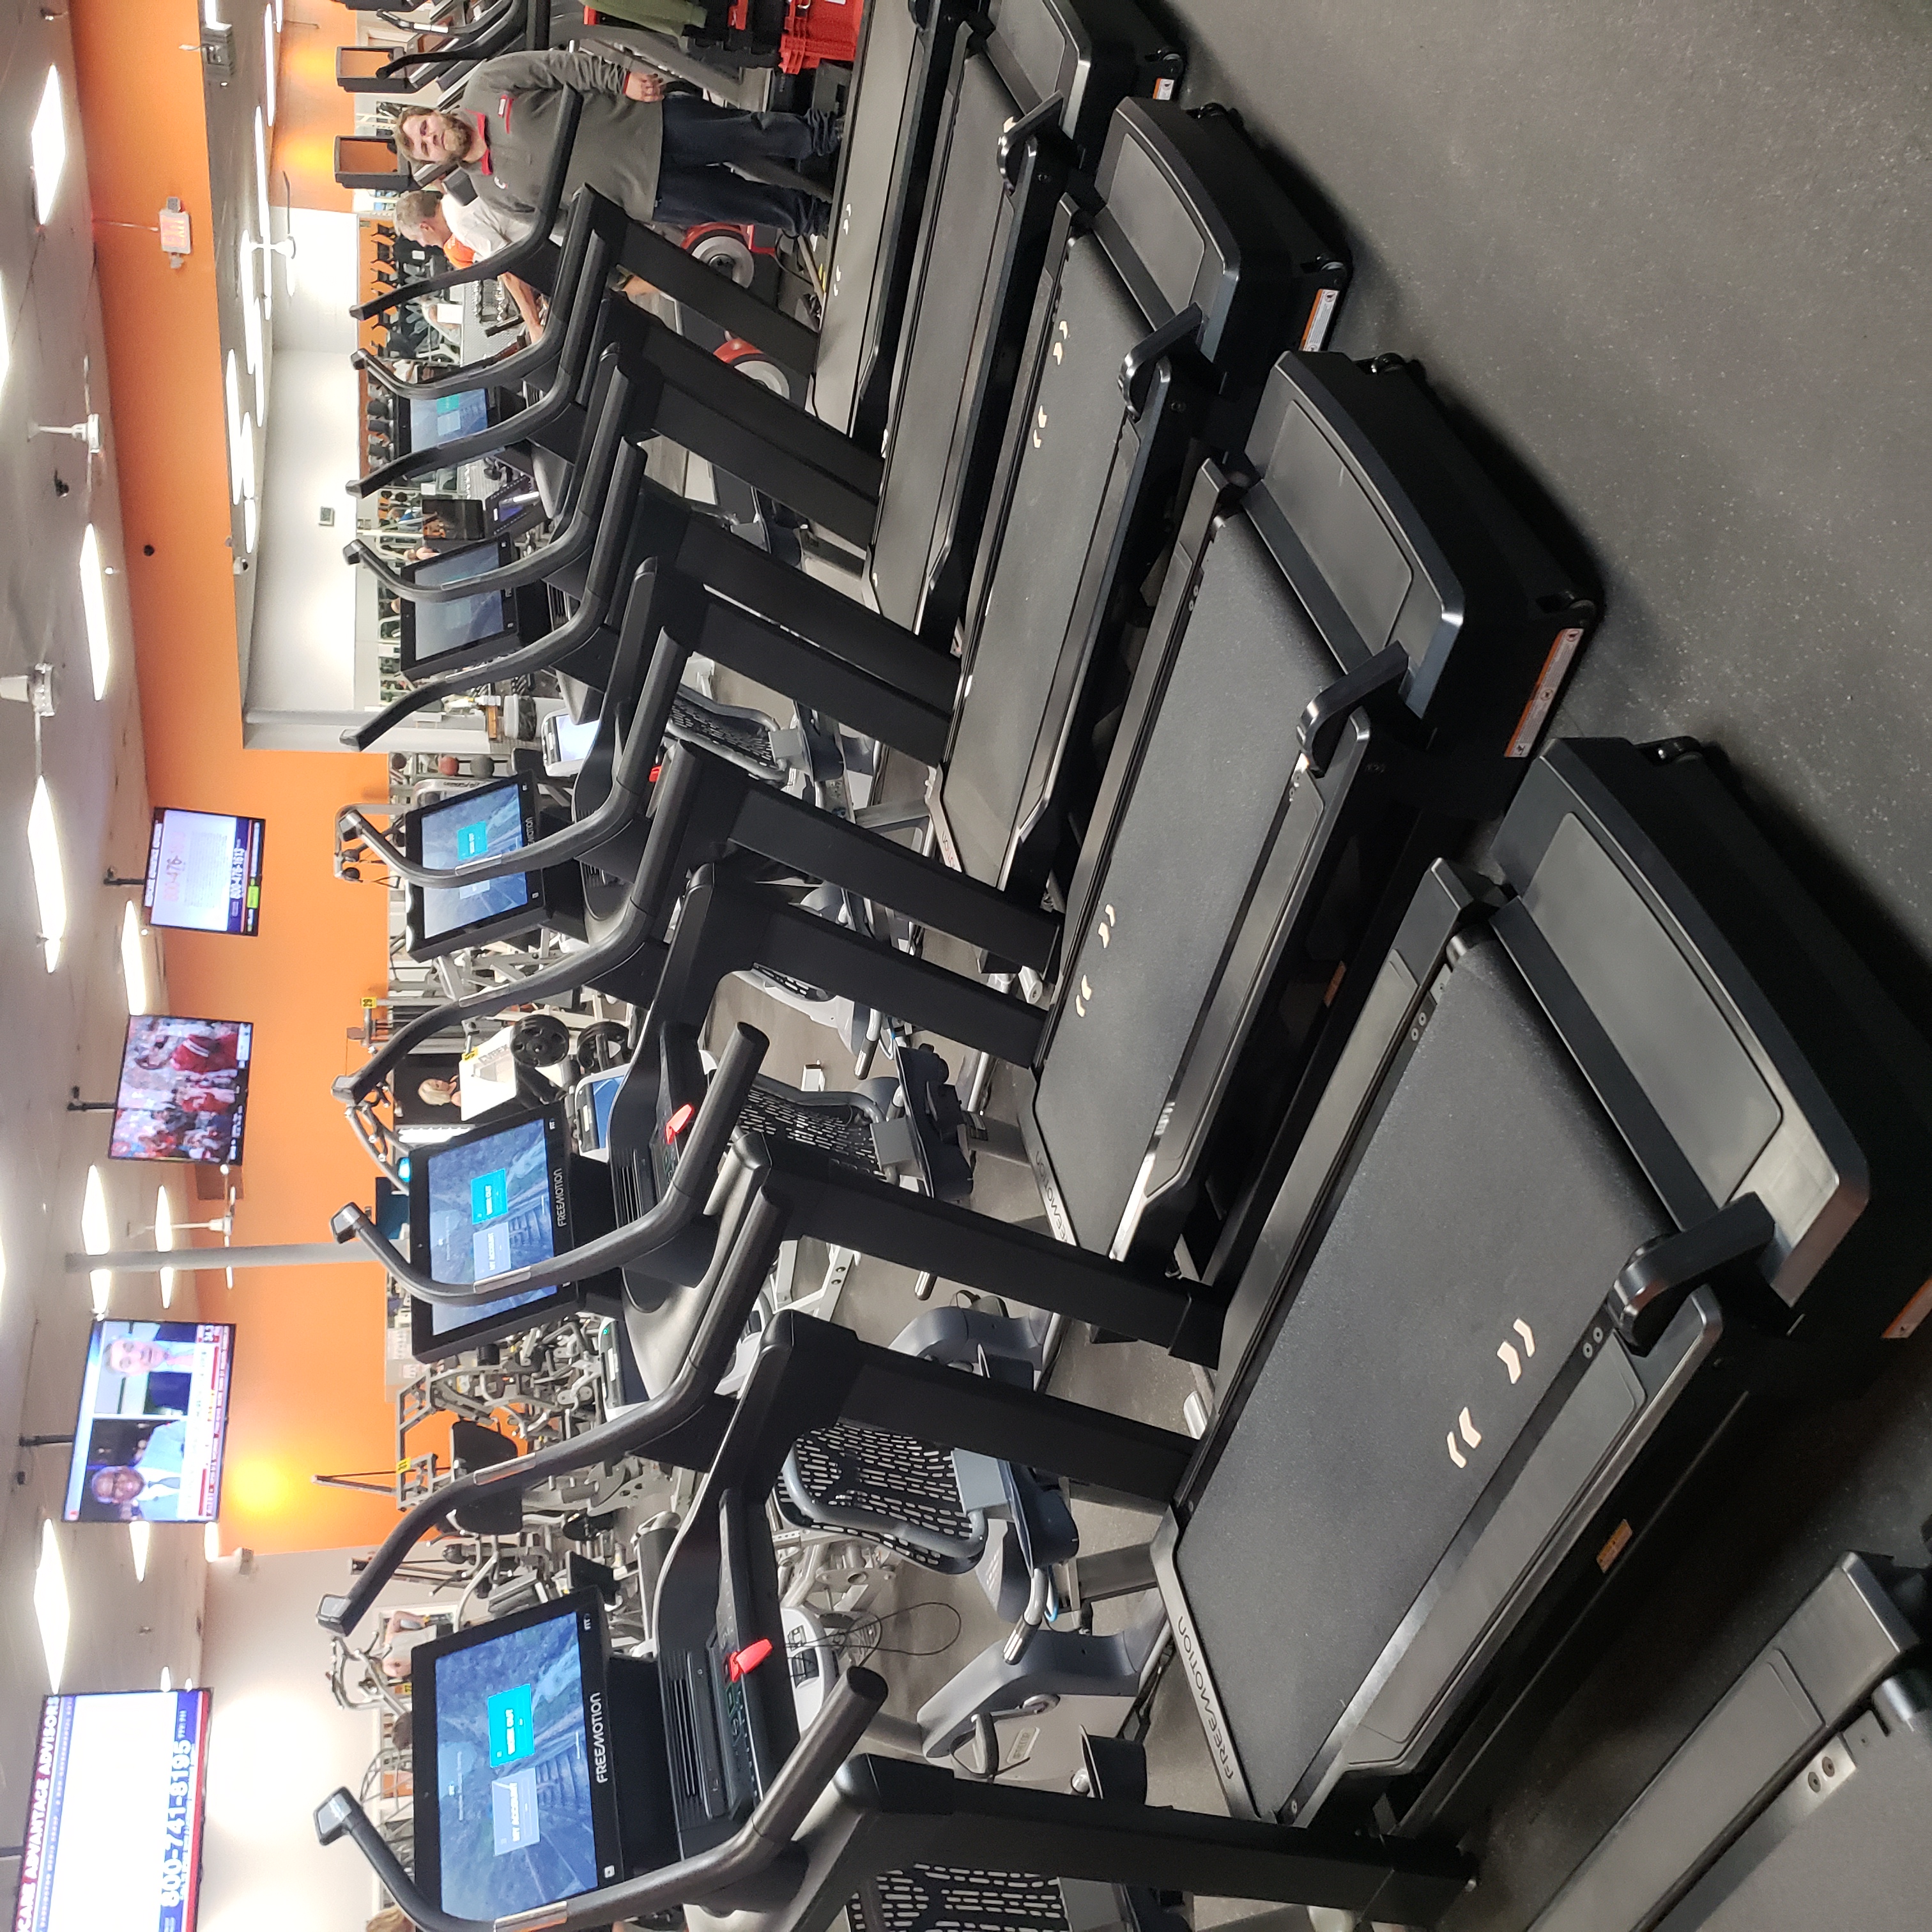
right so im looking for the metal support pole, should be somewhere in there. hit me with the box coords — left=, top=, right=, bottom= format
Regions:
left=66, top=1243, right=371, bottom=1275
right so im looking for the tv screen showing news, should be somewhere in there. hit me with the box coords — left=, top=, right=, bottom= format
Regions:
left=416, top=781, right=531, bottom=942
left=143, top=809, right=264, bottom=935
left=63, top=1321, right=236, bottom=1524
left=12, top=1689, right=211, bottom=1932
left=417, top=1597, right=619, bottom=1918
left=109, top=1018, right=252, bottom=1166
left=407, top=546, right=505, bottom=663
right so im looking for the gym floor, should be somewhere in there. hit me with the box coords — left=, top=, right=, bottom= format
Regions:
left=1142, top=3, right=1932, bottom=1924
left=739, top=5, right=1932, bottom=1925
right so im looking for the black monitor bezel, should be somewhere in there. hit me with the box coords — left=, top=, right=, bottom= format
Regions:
left=107, top=1014, right=255, bottom=1166
left=63, top=1319, right=239, bottom=1524
left=396, top=539, right=516, bottom=678
left=408, top=1098, right=574, bottom=1305
left=142, top=807, right=266, bottom=936
left=401, top=772, right=551, bottom=960
left=411, top=1590, right=625, bottom=1917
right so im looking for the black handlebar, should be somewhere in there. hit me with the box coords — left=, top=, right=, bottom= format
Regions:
left=332, top=1018, right=767, bottom=1307
left=314, top=1654, right=885, bottom=1932
left=351, top=90, right=583, bottom=325
left=340, top=443, right=647, bottom=752
left=317, top=1168, right=783, bottom=1639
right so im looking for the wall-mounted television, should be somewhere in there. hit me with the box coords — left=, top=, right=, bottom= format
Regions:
left=143, top=808, right=264, bottom=935
left=12, top=1689, right=211, bottom=1932
left=63, top=1321, right=236, bottom=1524
left=109, top=1017, right=253, bottom=1166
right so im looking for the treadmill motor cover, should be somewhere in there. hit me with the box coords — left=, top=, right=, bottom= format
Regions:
left=1176, top=939, right=1667, bottom=1819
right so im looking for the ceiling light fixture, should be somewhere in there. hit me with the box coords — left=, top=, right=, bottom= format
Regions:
left=27, top=776, right=66, bottom=972
left=203, top=1521, right=222, bottom=1562
left=159, top=1665, right=173, bottom=1692
left=263, top=11, right=277, bottom=125
left=34, top=1522, right=69, bottom=1690
left=80, top=525, right=111, bottom=701
left=252, top=113, right=273, bottom=321
left=224, top=351, right=243, bottom=505
left=155, top=1184, right=178, bottom=1308
left=82, top=1165, right=111, bottom=1314
left=121, top=901, right=150, bottom=1014
left=238, top=231, right=263, bottom=379
left=31, top=69, right=65, bottom=226
left=131, top=1519, right=151, bottom=1582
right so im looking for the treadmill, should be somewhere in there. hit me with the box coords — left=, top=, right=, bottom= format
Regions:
left=1149, top=736, right=1932, bottom=1840
left=1529, top=1550, right=1932, bottom=1930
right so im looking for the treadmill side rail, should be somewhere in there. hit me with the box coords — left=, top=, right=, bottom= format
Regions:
left=1532, top=1552, right=1927, bottom=1932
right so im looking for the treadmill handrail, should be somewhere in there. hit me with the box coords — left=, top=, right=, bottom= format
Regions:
left=351, top=89, right=584, bottom=325
left=316, top=1175, right=788, bottom=1637
left=351, top=203, right=617, bottom=499
left=341, top=632, right=664, bottom=888
left=357, top=182, right=598, bottom=404
left=350, top=348, right=632, bottom=602
left=330, top=739, right=698, bottom=1103
left=340, top=441, right=647, bottom=751
left=312, top=1659, right=887, bottom=1932
left=330, top=1021, right=767, bottom=1308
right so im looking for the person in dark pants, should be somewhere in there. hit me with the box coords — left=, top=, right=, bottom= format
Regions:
left=395, top=47, right=838, bottom=239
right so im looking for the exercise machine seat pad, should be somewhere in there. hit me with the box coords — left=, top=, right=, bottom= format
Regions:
left=872, top=57, right=1018, bottom=625
left=1032, top=517, right=1338, bottom=1247
left=942, top=235, right=1147, bottom=882
left=1176, top=940, right=1667, bottom=1818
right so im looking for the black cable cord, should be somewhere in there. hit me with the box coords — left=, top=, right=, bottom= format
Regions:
left=821, top=1600, right=963, bottom=1670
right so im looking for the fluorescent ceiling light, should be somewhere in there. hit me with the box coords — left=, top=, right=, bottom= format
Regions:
left=82, top=1165, right=111, bottom=1314
left=28, top=776, right=66, bottom=972
left=34, top=1523, right=69, bottom=1690
left=31, top=69, right=65, bottom=226
left=121, top=901, right=150, bottom=1014
left=203, top=1521, right=222, bottom=1562
left=253, top=114, right=273, bottom=319
left=159, top=1665, right=172, bottom=1692
left=224, top=351, right=243, bottom=505
left=130, top=1520, right=151, bottom=1582
left=238, top=232, right=262, bottom=378
left=80, top=525, right=111, bottom=701
left=203, top=1, right=226, bottom=24
left=263, top=9, right=277, bottom=125
left=156, top=1184, right=178, bottom=1308
left=239, top=417, right=257, bottom=507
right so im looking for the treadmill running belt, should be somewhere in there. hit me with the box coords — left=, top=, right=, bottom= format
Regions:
left=1033, top=519, right=1339, bottom=1248
left=943, top=236, right=1147, bottom=883
left=1176, top=942, right=1666, bottom=1819
left=812, top=0, right=920, bottom=434
left=872, top=59, right=1019, bottom=626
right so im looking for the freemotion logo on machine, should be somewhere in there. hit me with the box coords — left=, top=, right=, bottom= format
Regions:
left=552, top=1169, right=569, bottom=1227
left=586, top=1689, right=608, bottom=1784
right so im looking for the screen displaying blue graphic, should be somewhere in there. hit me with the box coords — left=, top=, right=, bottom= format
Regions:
left=408, top=544, right=507, bottom=663
left=417, top=781, right=532, bottom=942
left=429, top=1609, right=601, bottom=1917
left=424, top=1117, right=556, bottom=1335
left=409, top=388, right=491, bottom=448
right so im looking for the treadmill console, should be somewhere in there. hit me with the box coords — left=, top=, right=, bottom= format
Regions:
left=654, top=1488, right=798, bottom=1853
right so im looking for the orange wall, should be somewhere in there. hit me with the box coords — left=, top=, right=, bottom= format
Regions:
left=277, top=1, right=356, bottom=213
left=73, top=0, right=397, bottom=1554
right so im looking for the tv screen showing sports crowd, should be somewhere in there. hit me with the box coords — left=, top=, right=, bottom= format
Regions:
left=12, top=1689, right=210, bottom=1932
left=109, top=1017, right=252, bottom=1165
left=142, top=808, right=264, bottom=936
left=63, top=1321, right=235, bottom=1524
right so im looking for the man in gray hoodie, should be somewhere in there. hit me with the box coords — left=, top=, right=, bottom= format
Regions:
left=395, top=47, right=839, bottom=238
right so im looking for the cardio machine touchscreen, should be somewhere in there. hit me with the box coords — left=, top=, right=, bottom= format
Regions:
left=417, top=782, right=532, bottom=941
left=408, top=542, right=508, bottom=663
left=426, top=1606, right=604, bottom=1916
left=422, top=1117, right=556, bottom=1333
